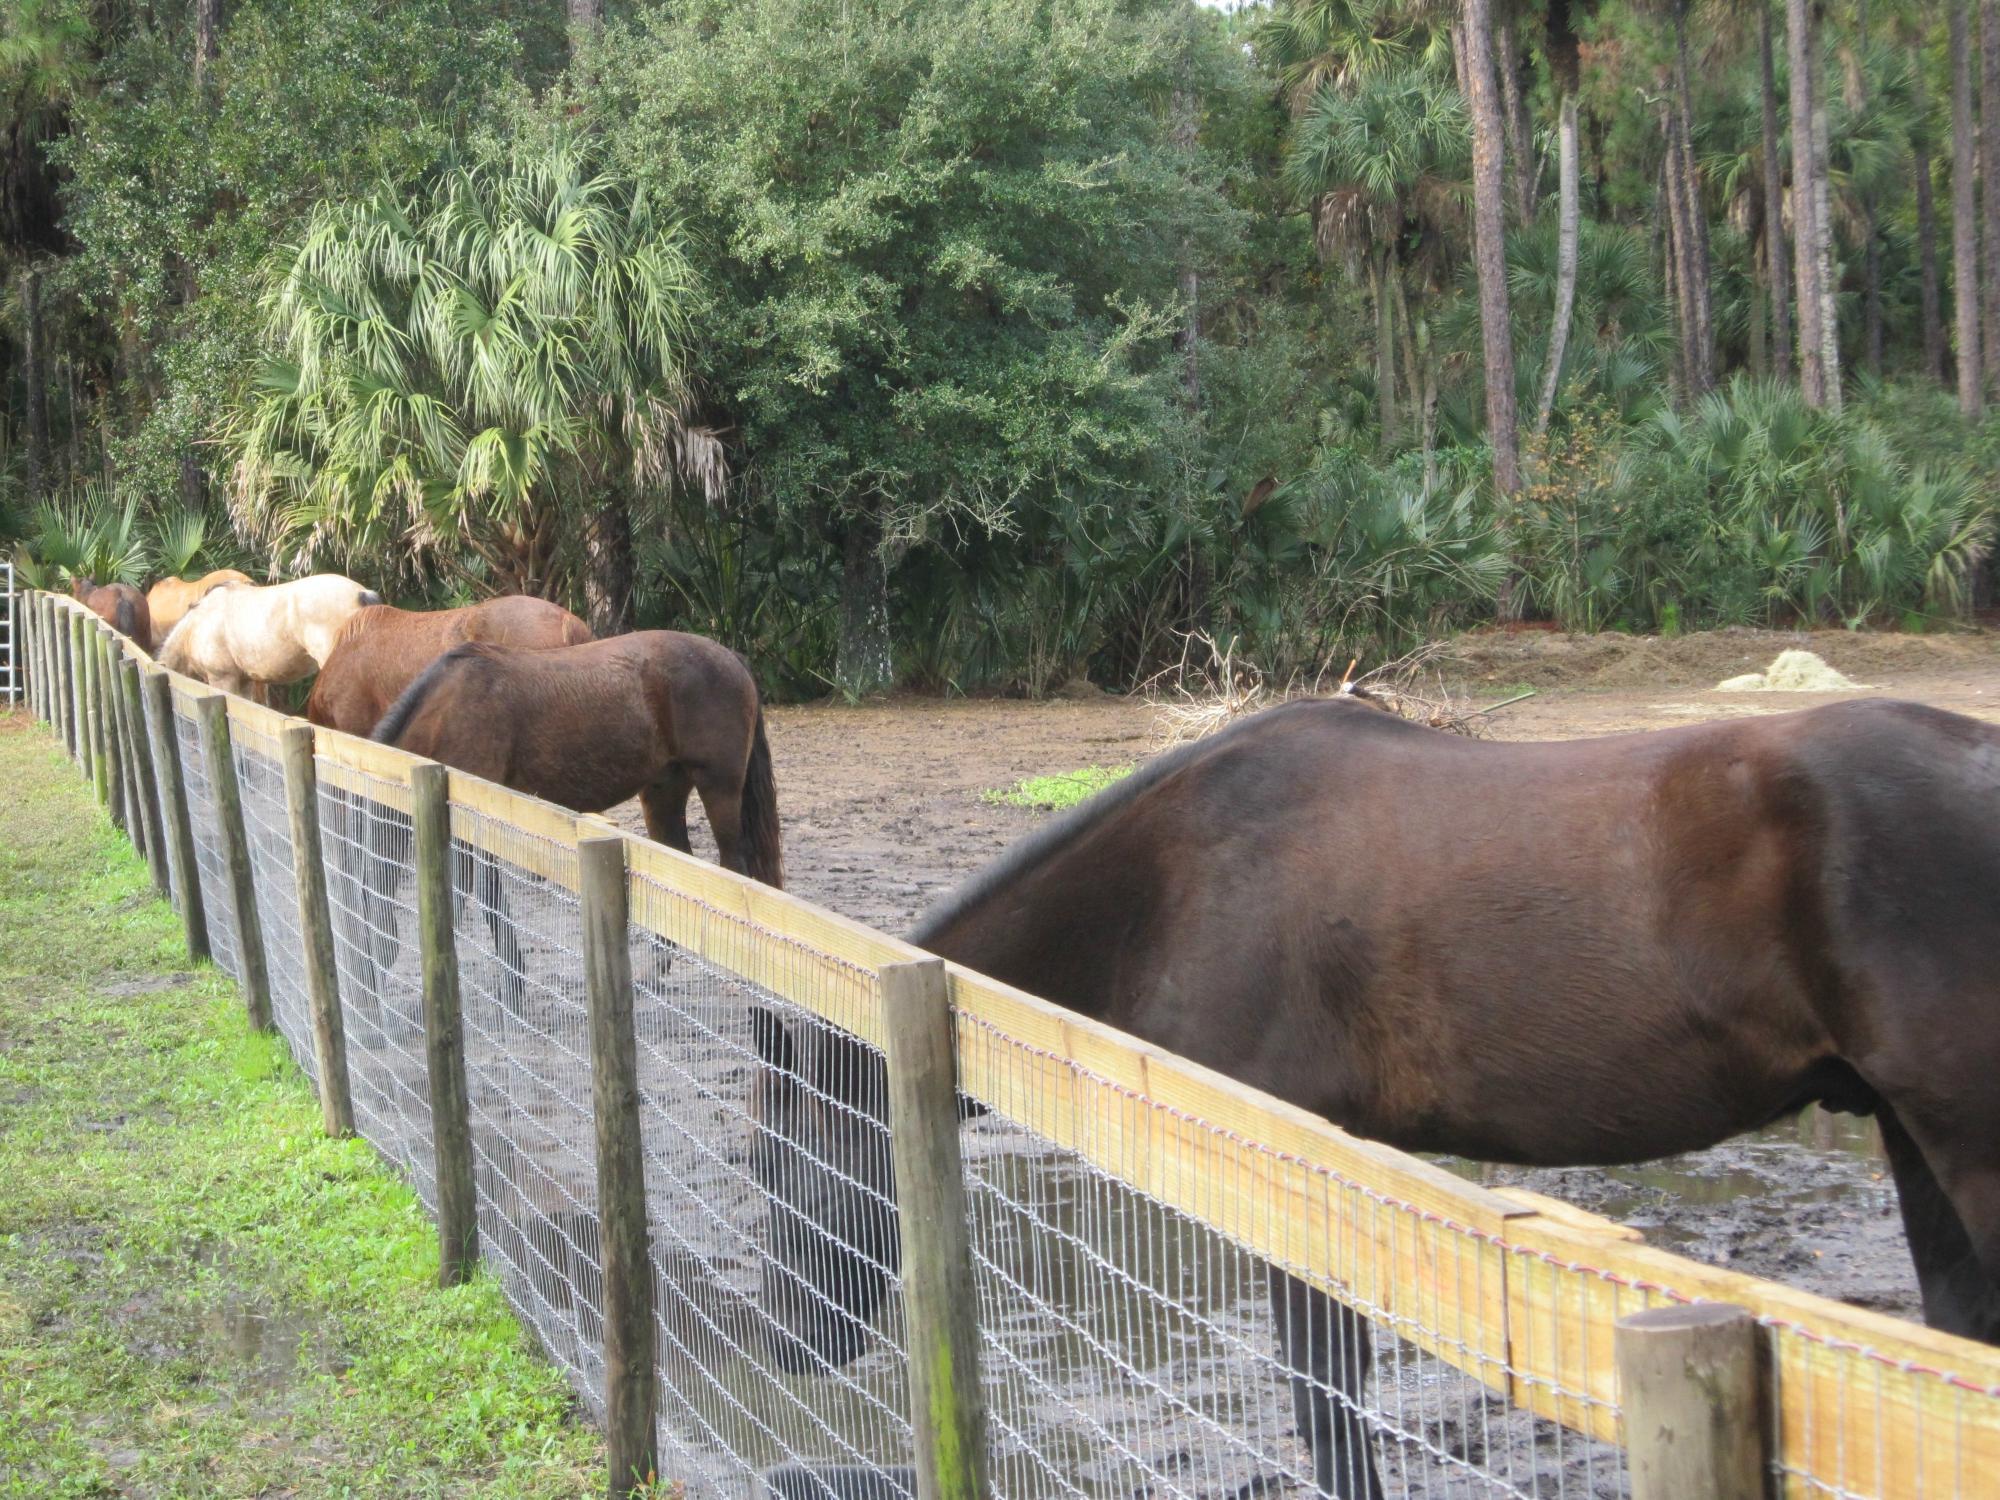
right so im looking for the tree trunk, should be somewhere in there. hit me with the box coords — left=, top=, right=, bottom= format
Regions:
left=1496, top=14, right=1537, bottom=225
left=1983, top=0, right=2000, bottom=390
left=1373, top=248, right=1399, bottom=450
left=836, top=514, right=893, bottom=698
left=1750, top=236, right=1769, bottom=374
left=1760, top=1, right=1793, bottom=381
left=1662, top=157, right=1688, bottom=403
left=568, top=0, right=603, bottom=27
left=1788, top=0, right=1828, bottom=405
left=1915, top=59, right=1946, bottom=384
left=195, top=0, right=224, bottom=90
left=1661, top=103, right=1702, bottom=395
left=1811, top=52, right=1842, bottom=410
left=1672, top=9, right=1715, bottom=394
left=582, top=497, right=635, bottom=636
left=1462, top=0, right=1521, bottom=494
left=23, top=267, right=49, bottom=503
left=1955, top=0, right=1985, bottom=415
left=1864, top=217, right=1884, bottom=375
left=1536, top=93, right=1581, bottom=432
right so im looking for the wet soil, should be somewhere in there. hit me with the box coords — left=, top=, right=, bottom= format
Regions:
left=618, top=626, right=2000, bottom=1325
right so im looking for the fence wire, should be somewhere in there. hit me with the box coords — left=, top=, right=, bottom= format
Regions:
left=628, top=870, right=914, bottom=1500
left=229, top=718, right=316, bottom=1088
left=314, top=760, right=435, bottom=1206
left=47, top=612, right=1995, bottom=1500
left=171, top=686, right=239, bottom=983
left=450, top=804, right=605, bottom=1409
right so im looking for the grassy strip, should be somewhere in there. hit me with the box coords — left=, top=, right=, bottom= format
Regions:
left=0, top=712, right=607, bottom=1498
left=980, top=764, right=1134, bottom=812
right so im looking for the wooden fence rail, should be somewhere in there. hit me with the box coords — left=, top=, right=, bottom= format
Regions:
left=25, top=590, right=2000, bottom=1500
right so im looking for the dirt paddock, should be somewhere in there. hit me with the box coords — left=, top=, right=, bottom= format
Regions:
left=615, top=625, right=2000, bottom=1329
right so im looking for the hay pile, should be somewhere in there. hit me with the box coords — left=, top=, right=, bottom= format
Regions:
left=1714, top=649, right=1866, bottom=692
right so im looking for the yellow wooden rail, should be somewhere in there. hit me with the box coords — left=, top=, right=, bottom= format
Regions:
left=45, top=590, right=2000, bottom=1500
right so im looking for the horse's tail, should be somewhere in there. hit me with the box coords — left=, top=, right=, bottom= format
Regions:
left=368, top=648, right=460, bottom=748
left=741, top=701, right=786, bottom=889
left=114, top=592, right=138, bottom=641
left=358, top=589, right=384, bottom=608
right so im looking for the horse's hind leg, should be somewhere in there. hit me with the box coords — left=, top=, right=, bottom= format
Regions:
left=1879, top=1106, right=2000, bottom=1343
left=690, top=771, right=748, bottom=877
left=639, top=768, right=696, bottom=856
left=469, top=843, right=527, bottom=1013
left=1270, top=1269, right=1385, bottom=1500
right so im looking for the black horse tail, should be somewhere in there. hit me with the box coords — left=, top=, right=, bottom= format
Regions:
left=372, top=644, right=472, bottom=746
left=114, top=593, right=138, bottom=641
left=741, top=703, right=785, bottom=889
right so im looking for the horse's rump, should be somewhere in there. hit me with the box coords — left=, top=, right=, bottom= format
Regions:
left=374, top=631, right=784, bottom=885
left=307, top=596, right=592, bottom=735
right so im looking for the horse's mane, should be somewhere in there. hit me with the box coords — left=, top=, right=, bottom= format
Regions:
left=909, top=695, right=1398, bottom=947
left=328, top=599, right=398, bottom=652
left=155, top=579, right=242, bottom=663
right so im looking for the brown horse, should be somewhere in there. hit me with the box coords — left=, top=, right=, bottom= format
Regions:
left=147, top=568, right=252, bottom=643
left=373, top=631, right=784, bottom=887
left=305, top=596, right=593, bottom=736
left=748, top=695, right=2000, bottom=1499
left=73, top=579, right=153, bottom=649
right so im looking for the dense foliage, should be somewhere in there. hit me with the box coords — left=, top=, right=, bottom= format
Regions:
left=4, top=0, right=1999, bottom=697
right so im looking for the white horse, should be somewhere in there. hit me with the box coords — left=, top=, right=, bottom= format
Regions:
left=158, top=574, right=383, bottom=701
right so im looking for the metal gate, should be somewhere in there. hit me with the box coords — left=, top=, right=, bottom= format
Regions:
left=1, top=561, right=16, bottom=703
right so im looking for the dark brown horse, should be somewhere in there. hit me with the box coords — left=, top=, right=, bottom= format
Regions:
left=74, top=579, right=152, bottom=650
left=305, top=596, right=593, bottom=736
left=748, top=695, right=2000, bottom=1499
left=373, top=631, right=784, bottom=887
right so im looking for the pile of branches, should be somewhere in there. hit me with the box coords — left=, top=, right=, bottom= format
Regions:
left=1146, top=633, right=1532, bottom=745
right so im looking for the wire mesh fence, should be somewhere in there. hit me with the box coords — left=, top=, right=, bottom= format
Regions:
left=315, top=754, right=435, bottom=1206
left=229, top=715, right=317, bottom=1088
left=449, top=800, right=607, bottom=1407
left=627, top=867, right=914, bottom=1499
left=171, top=683, right=239, bottom=983
left=29, top=594, right=2000, bottom=1500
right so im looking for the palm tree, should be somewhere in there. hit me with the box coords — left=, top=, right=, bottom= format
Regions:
left=227, top=136, right=724, bottom=629
left=1462, top=0, right=1521, bottom=492
left=1286, top=66, right=1467, bottom=454
left=1787, top=0, right=1839, bottom=406
left=1536, top=0, right=1583, bottom=431
left=1984, top=0, right=2000, bottom=390
left=1952, top=0, right=1982, bottom=415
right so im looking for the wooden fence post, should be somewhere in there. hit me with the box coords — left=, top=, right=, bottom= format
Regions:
left=24, top=593, right=39, bottom=721
left=104, top=632, right=140, bottom=848
left=580, top=834, right=657, bottom=1500
left=70, top=610, right=89, bottom=771
left=281, top=723, right=354, bottom=1138
left=411, top=761, right=478, bottom=1287
left=86, top=621, right=110, bottom=806
left=197, top=693, right=273, bottom=1029
left=882, top=958, right=988, bottom=1500
left=115, top=642, right=149, bottom=859
left=121, top=658, right=170, bottom=896
left=1614, top=1304, right=1767, bottom=1500
left=31, top=595, right=47, bottom=724
left=62, top=606, right=80, bottom=760
left=146, top=671, right=209, bottom=962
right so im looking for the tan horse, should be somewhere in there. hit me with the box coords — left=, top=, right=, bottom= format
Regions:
left=158, top=574, right=382, bottom=701
left=147, top=569, right=253, bottom=643
left=305, top=597, right=593, bottom=736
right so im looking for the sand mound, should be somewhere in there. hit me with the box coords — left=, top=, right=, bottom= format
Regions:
left=1715, top=649, right=1865, bottom=692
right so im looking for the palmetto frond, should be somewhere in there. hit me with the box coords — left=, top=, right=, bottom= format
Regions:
left=224, top=134, right=717, bottom=582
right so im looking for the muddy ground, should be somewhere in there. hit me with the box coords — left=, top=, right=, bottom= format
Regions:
left=619, top=625, right=2000, bottom=1325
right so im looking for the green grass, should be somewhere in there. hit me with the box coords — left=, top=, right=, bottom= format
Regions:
left=0, top=711, right=609, bottom=1498
left=981, top=763, right=1134, bottom=812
